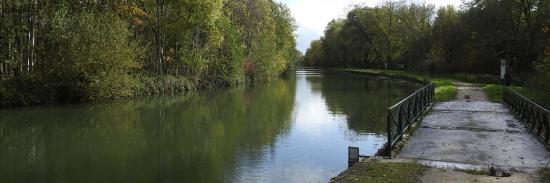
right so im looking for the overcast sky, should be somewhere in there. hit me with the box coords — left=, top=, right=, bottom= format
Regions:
left=275, top=0, right=465, bottom=52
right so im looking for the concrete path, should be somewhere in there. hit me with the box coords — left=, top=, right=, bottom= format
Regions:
left=397, top=82, right=550, bottom=182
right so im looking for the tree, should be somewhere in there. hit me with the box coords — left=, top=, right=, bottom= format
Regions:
left=0, top=0, right=298, bottom=106
left=51, top=12, right=142, bottom=101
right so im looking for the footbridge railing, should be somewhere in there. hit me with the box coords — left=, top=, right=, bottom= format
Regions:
left=384, top=82, right=435, bottom=157
left=504, top=87, right=550, bottom=147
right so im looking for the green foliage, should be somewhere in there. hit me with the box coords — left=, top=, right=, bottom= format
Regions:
left=303, top=0, right=550, bottom=105
left=0, top=0, right=298, bottom=106
left=138, top=75, right=196, bottom=96
left=225, top=1, right=296, bottom=80
left=203, top=16, right=246, bottom=86
left=52, top=12, right=142, bottom=101
left=482, top=84, right=503, bottom=102
left=0, top=75, right=56, bottom=106
left=303, top=2, right=434, bottom=68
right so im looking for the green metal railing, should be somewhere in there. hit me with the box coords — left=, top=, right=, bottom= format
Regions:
left=384, top=82, right=435, bottom=157
left=504, top=87, right=550, bottom=147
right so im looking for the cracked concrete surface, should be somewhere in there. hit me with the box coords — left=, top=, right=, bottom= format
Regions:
left=397, top=82, right=550, bottom=182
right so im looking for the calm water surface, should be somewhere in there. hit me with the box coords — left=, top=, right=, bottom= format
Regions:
left=0, top=69, right=419, bottom=183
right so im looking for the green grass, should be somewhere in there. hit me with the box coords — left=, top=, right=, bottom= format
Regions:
left=540, top=168, right=550, bottom=183
left=343, top=69, right=457, bottom=102
left=433, top=79, right=458, bottom=102
left=483, top=84, right=549, bottom=108
left=330, top=161, right=427, bottom=183
left=482, top=84, right=504, bottom=103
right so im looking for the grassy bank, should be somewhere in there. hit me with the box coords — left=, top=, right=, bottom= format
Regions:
left=343, top=69, right=458, bottom=102
left=330, top=160, right=427, bottom=183
left=343, top=68, right=549, bottom=108
left=483, top=84, right=550, bottom=109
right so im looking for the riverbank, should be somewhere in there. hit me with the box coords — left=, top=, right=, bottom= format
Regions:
left=330, top=158, right=544, bottom=183
left=341, top=69, right=457, bottom=102
left=342, top=68, right=549, bottom=108
left=330, top=159, right=427, bottom=183
left=0, top=74, right=199, bottom=107
left=0, top=70, right=298, bottom=107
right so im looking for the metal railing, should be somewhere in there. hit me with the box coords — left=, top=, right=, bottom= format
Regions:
left=504, top=87, right=550, bottom=147
left=384, top=82, right=435, bottom=157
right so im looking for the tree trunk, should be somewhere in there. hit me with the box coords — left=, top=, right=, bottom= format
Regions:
left=155, top=0, right=164, bottom=75
left=0, top=0, right=4, bottom=79
left=26, top=0, right=35, bottom=74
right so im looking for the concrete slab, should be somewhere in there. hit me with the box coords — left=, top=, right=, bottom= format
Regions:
left=399, top=128, right=550, bottom=168
left=421, top=111, right=527, bottom=132
left=432, top=101, right=509, bottom=113
left=398, top=97, right=550, bottom=172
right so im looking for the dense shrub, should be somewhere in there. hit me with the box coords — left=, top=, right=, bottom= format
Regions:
left=50, top=12, right=142, bottom=101
left=138, top=75, right=196, bottom=96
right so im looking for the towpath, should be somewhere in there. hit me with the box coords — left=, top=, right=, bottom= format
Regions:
left=397, top=82, right=550, bottom=182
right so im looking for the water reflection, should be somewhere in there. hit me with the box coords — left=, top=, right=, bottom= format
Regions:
left=0, top=78, right=296, bottom=183
left=0, top=68, right=419, bottom=183
left=307, top=70, right=420, bottom=133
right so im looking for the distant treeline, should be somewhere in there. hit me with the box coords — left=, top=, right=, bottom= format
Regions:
left=302, top=0, right=550, bottom=94
left=0, top=0, right=299, bottom=106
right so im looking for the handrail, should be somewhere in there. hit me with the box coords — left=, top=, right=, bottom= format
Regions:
left=384, top=82, right=435, bottom=157
left=503, top=87, right=550, bottom=147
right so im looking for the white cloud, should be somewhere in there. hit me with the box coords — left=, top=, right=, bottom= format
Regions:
left=276, top=0, right=464, bottom=52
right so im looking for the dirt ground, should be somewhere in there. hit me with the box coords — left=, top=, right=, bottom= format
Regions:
left=454, top=82, right=488, bottom=102
left=419, top=168, right=541, bottom=183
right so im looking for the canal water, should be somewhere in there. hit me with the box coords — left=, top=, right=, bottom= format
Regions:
left=0, top=68, right=420, bottom=183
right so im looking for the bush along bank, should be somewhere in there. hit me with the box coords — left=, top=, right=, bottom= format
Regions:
left=0, top=74, right=197, bottom=107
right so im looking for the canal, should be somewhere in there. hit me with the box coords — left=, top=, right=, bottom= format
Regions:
left=0, top=68, right=420, bottom=183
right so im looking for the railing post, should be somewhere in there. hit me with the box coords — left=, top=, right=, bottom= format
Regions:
left=386, top=110, right=392, bottom=157
left=533, top=108, right=545, bottom=137
left=545, top=113, right=550, bottom=143
left=397, top=107, right=403, bottom=135
left=503, top=86, right=506, bottom=104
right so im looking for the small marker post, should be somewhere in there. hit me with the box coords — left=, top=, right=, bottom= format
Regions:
left=348, top=146, right=359, bottom=168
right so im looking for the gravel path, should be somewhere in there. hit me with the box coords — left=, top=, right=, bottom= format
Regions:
left=454, top=82, right=488, bottom=102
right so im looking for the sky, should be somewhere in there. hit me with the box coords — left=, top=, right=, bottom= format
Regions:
left=274, top=0, right=465, bottom=52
